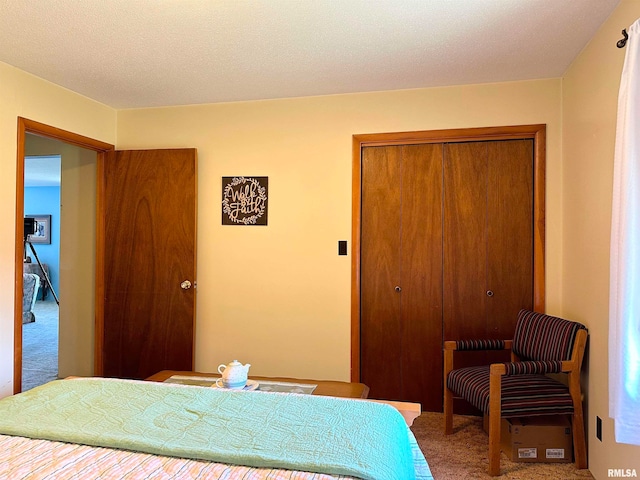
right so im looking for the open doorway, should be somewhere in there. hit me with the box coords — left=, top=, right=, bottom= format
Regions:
left=14, top=118, right=114, bottom=394
left=21, top=133, right=97, bottom=389
left=22, top=154, right=61, bottom=390
left=14, top=120, right=113, bottom=394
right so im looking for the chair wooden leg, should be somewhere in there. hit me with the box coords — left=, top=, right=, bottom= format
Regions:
left=568, top=367, right=588, bottom=469
left=488, top=365, right=503, bottom=476
left=444, top=386, right=453, bottom=435
left=572, top=409, right=588, bottom=469
left=488, top=409, right=501, bottom=476
left=443, top=345, right=454, bottom=435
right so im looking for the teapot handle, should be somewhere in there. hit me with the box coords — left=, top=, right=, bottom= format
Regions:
left=217, top=364, right=227, bottom=374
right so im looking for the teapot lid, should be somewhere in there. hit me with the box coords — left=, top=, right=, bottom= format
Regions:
left=229, top=360, right=241, bottom=365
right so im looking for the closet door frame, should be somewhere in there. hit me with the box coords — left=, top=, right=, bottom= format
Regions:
left=351, top=124, right=546, bottom=382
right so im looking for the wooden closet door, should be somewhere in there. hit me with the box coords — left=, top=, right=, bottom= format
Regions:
left=361, top=146, right=402, bottom=399
left=444, top=140, right=533, bottom=342
left=361, top=144, right=443, bottom=409
left=486, top=140, right=534, bottom=336
left=443, top=143, right=488, bottom=341
left=360, top=138, right=535, bottom=413
left=399, top=144, right=443, bottom=410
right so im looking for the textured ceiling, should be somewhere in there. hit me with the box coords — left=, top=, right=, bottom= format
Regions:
left=0, top=0, right=622, bottom=109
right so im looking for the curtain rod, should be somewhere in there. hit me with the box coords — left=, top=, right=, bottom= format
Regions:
left=617, top=29, right=628, bottom=48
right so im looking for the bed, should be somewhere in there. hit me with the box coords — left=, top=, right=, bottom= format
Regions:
left=0, top=378, right=433, bottom=479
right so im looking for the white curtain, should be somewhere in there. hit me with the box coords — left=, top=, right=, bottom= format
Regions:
left=609, top=18, right=640, bottom=446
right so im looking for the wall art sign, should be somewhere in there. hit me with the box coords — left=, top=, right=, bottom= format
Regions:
left=222, top=176, right=268, bottom=226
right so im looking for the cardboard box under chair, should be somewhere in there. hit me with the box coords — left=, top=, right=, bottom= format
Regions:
left=483, top=415, right=573, bottom=463
left=503, top=416, right=573, bottom=463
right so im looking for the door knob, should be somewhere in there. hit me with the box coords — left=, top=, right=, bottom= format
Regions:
left=486, top=290, right=494, bottom=297
left=395, top=286, right=402, bottom=292
left=180, top=280, right=192, bottom=290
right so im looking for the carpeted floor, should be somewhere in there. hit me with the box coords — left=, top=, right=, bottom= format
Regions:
left=22, top=299, right=59, bottom=391
left=411, top=412, right=594, bottom=479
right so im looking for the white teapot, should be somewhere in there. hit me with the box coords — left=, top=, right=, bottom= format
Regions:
left=216, top=360, right=251, bottom=389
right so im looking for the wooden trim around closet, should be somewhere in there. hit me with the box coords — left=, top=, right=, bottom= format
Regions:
left=14, top=117, right=114, bottom=394
left=350, top=124, right=546, bottom=382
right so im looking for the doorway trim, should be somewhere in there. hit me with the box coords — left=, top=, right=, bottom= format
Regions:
left=14, top=117, right=114, bottom=393
left=350, top=124, right=546, bottom=382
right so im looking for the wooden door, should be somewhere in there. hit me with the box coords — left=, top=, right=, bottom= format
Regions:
left=361, top=146, right=402, bottom=398
left=486, top=140, right=533, bottom=336
left=443, top=142, right=489, bottom=341
left=102, top=149, right=197, bottom=379
left=443, top=140, right=533, bottom=343
left=442, top=141, right=533, bottom=394
left=399, top=144, right=443, bottom=410
left=361, top=144, right=443, bottom=410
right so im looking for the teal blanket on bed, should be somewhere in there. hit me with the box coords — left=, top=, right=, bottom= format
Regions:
left=0, top=378, right=415, bottom=480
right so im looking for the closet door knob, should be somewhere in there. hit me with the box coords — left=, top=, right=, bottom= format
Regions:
left=486, top=290, right=494, bottom=297
left=395, top=286, right=402, bottom=292
left=181, top=280, right=192, bottom=290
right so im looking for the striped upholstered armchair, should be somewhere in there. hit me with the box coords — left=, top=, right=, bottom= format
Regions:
left=443, top=309, right=588, bottom=476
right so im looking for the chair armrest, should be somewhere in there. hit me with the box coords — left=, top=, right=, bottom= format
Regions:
left=444, top=340, right=513, bottom=384
left=446, top=339, right=512, bottom=351
left=501, top=360, right=564, bottom=376
left=444, top=340, right=458, bottom=350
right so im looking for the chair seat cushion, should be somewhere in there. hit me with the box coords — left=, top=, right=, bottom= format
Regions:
left=447, top=366, right=575, bottom=417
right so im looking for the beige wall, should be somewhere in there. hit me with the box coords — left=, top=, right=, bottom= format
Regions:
left=562, top=0, right=640, bottom=477
left=117, top=79, right=563, bottom=381
left=0, top=61, right=115, bottom=397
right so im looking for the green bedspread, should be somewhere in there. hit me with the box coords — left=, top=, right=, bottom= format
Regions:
left=0, top=378, right=416, bottom=480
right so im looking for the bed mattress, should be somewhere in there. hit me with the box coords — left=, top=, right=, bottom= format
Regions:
left=0, top=430, right=432, bottom=479
left=0, top=378, right=434, bottom=479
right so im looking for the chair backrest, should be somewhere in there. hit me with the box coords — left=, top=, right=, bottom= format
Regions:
left=512, top=309, right=587, bottom=361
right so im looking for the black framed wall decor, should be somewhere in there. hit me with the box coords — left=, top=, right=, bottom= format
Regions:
left=222, top=176, right=268, bottom=226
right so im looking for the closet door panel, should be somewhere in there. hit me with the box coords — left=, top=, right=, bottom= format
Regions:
left=486, top=140, right=534, bottom=337
left=443, top=143, right=488, bottom=340
left=361, top=146, right=403, bottom=400
left=400, top=144, right=443, bottom=410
